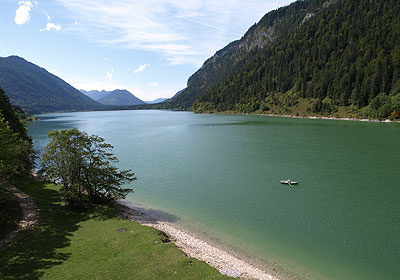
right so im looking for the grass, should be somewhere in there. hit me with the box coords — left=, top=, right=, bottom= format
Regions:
left=0, top=186, right=23, bottom=240
left=0, top=177, right=232, bottom=280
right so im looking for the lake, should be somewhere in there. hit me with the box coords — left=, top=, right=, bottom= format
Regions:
left=27, top=110, right=400, bottom=280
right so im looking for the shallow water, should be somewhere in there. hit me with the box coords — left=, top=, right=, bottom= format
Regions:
left=27, top=110, right=400, bottom=280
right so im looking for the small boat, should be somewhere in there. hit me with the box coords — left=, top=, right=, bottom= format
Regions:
left=280, top=179, right=298, bottom=186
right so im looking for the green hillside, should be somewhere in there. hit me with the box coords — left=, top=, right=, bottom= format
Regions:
left=0, top=56, right=104, bottom=114
left=169, top=0, right=400, bottom=119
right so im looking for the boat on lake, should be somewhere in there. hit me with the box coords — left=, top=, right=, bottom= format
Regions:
left=280, top=179, right=298, bottom=185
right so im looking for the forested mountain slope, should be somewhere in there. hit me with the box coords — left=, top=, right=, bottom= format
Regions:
left=169, top=0, right=400, bottom=119
left=0, top=56, right=104, bottom=114
left=168, top=0, right=322, bottom=110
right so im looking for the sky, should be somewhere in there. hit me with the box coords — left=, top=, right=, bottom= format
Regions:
left=0, top=0, right=293, bottom=101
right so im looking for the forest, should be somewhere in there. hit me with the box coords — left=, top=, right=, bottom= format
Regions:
left=169, top=0, right=400, bottom=119
left=0, top=88, right=35, bottom=236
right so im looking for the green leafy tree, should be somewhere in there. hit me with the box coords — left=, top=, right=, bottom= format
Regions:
left=0, top=115, right=34, bottom=233
left=0, top=89, right=35, bottom=236
left=40, top=129, right=136, bottom=206
left=0, top=118, right=21, bottom=184
left=391, top=93, right=400, bottom=118
left=0, top=89, right=29, bottom=139
left=0, top=119, right=20, bottom=232
left=0, top=88, right=35, bottom=176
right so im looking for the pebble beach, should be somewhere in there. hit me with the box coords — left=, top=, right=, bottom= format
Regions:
left=118, top=202, right=281, bottom=280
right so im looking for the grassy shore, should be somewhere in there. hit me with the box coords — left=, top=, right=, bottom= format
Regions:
left=0, top=177, right=232, bottom=280
left=195, top=98, right=400, bottom=122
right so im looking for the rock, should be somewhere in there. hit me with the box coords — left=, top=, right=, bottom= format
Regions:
left=162, top=236, right=171, bottom=243
left=158, top=232, right=171, bottom=243
left=218, top=268, right=241, bottom=278
left=118, top=227, right=128, bottom=232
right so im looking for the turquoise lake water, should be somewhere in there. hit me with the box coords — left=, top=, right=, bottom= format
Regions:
left=27, top=110, right=400, bottom=280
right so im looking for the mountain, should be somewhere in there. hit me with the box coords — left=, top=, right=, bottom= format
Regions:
left=0, top=56, right=104, bottom=114
left=146, top=98, right=168, bottom=104
left=168, top=0, right=400, bottom=119
left=98, top=89, right=145, bottom=106
left=80, top=90, right=110, bottom=101
left=81, top=89, right=145, bottom=106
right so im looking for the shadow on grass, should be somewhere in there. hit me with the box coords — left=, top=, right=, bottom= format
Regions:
left=0, top=188, right=23, bottom=240
left=0, top=177, right=117, bottom=280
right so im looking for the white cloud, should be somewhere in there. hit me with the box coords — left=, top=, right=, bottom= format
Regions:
left=53, top=0, right=293, bottom=65
left=128, top=85, right=182, bottom=101
left=14, top=1, right=34, bottom=25
left=72, top=80, right=122, bottom=92
left=150, top=82, right=159, bottom=87
left=47, top=14, right=51, bottom=21
left=40, top=22, right=62, bottom=32
left=106, top=68, right=114, bottom=79
left=133, top=64, right=150, bottom=74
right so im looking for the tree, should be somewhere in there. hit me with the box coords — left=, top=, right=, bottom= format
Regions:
left=0, top=118, right=21, bottom=184
left=0, top=118, right=21, bottom=230
left=176, top=0, right=400, bottom=118
left=0, top=88, right=35, bottom=176
left=0, top=89, right=35, bottom=235
left=40, top=129, right=136, bottom=206
left=391, top=93, right=400, bottom=118
left=0, top=89, right=30, bottom=140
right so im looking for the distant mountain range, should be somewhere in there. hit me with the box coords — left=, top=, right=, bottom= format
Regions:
left=146, top=98, right=168, bottom=104
left=0, top=56, right=104, bottom=114
left=81, top=89, right=145, bottom=106
left=80, top=90, right=110, bottom=102
left=81, top=89, right=168, bottom=105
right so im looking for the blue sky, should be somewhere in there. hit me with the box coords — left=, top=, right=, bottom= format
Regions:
left=0, top=0, right=293, bottom=101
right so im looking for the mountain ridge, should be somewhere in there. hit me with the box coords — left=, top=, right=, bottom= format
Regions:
left=0, top=56, right=104, bottom=113
left=167, top=0, right=400, bottom=120
left=82, top=89, right=145, bottom=106
left=146, top=98, right=168, bottom=104
left=80, top=90, right=110, bottom=101
left=167, top=0, right=324, bottom=109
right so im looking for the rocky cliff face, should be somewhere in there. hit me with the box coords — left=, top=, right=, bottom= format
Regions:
left=169, top=0, right=327, bottom=109
left=189, top=0, right=400, bottom=120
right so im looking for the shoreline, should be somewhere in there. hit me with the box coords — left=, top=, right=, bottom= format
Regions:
left=258, top=113, right=399, bottom=123
left=200, top=110, right=400, bottom=123
left=117, top=201, right=282, bottom=280
left=33, top=109, right=400, bottom=123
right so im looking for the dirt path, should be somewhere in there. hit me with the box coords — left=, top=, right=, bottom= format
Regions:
left=0, top=186, right=37, bottom=251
